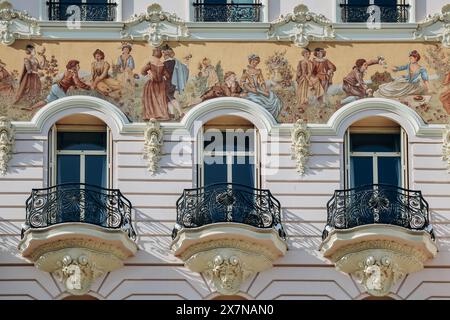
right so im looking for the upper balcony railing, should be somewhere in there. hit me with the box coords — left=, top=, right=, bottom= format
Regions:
left=22, top=183, right=135, bottom=239
left=173, top=183, right=285, bottom=239
left=193, top=1, right=262, bottom=22
left=322, top=184, right=433, bottom=240
left=47, top=1, right=118, bottom=21
left=340, top=3, right=410, bottom=23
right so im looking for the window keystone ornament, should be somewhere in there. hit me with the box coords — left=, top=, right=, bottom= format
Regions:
left=0, top=116, right=14, bottom=176
left=291, top=119, right=310, bottom=175
left=121, top=3, right=189, bottom=47
left=269, top=5, right=335, bottom=48
left=443, top=124, right=450, bottom=172
left=143, top=118, right=163, bottom=175
left=0, top=1, right=40, bottom=46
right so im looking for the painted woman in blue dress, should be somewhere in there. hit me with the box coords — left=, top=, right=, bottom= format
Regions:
left=374, top=50, right=429, bottom=98
left=240, top=54, right=282, bottom=119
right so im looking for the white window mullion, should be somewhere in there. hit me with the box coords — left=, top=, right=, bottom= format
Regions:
left=373, top=155, right=378, bottom=184
left=80, top=154, right=86, bottom=184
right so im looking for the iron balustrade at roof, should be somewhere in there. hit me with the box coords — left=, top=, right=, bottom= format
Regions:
left=172, top=183, right=286, bottom=240
left=46, top=1, right=118, bottom=21
left=322, top=184, right=434, bottom=240
left=22, top=183, right=136, bottom=240
left=193, top=1, right=262, bottom=22
left=340, top=3, right=410, bottom=23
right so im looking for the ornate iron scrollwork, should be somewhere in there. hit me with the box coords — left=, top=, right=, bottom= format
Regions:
left=173, top=183, right=285, bottom=240
left=22, top=183, right=136, bottom=240
left=323, top=184, right=433, bottom=240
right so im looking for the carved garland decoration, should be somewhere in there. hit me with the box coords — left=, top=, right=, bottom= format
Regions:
left=0, top=1, right=40, bottom=46
left=121, top=3, right=189, bottom=47
left=291, top=119, right=311, bottom=175
left=143, top=118, right=163, bottom=175
left=0, top=116, right=14, bottom=176
left=443, top=124, right=450, bottom=172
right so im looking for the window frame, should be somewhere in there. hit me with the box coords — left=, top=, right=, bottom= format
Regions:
left=344, top=127, right=408, bottom=188
left=198, top=124, right=260, bottom=189
left=49, top=124, right=112, bottom=188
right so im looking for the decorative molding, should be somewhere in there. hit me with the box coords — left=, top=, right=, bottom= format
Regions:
left=321, top=225, right=437, bottom=297
left=414, top=4, right=450, bottom=48
left=171, top=223, right=287, bottom=295
left=121, top=3, right=189, bottom=47
left=0, top=116, right=14, bottom=176
left=268, top=4, right=335, bottom=47
left=36, top=248, right=122, bottom=295
left=0, top=1, right=40, bottom=46
left=10, top=96, right=447, bottom=141
left=143, top=119, right=163, bottom=175
left=291, top=119, right=310, bottom=175
left=19, top=223, right=137, bottom=295
left=443, top=124, right=450, bottom=172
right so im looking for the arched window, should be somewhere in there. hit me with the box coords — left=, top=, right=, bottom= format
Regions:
left=199, top=115, right=260, bottom=189
left=345, top=116, right=408, bottom=188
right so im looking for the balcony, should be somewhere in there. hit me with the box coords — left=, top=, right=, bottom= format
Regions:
left=193, top=2, right=262, bottom=22
left=19, top=183, right=137, bottom=295
left=320, top=184, right=437, bottom=296
left=171, top=183, right=287, bottom=295
left=47, top=1, right=118, bottom=22
left=340, top=3, right=409, bottom=23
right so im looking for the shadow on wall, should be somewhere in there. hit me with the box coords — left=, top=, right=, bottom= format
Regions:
left=0, top=218, right=25, bottom=262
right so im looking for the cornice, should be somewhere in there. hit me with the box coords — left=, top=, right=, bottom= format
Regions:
left=0, top=3, right=448, bottom=46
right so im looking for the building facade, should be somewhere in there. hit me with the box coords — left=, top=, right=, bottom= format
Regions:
left=0, top=0, right=449, bottom=300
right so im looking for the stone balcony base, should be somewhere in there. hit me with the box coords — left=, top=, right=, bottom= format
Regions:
left=320, top=224, right=437, bottom=296
left=19, top=223, right=138, bottom=295
left=171, top=223, right=287, bottom=295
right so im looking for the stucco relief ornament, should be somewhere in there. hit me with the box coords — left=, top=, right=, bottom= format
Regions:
left=121, top=3, right=189, bottom=47
left=414, top=4, right=450, bottom=48
left=0, top=116, right=14, bottom=176
left=204, top=254, right=252, bottom=295
left=291, top=119, right=311, bottom=175
left=143, top=118, right=163, bottom=175
left=352, top=255, right=405, bottom=297
left=52, top=254, right=104, bottom=295
left=0, top=1, right=40, bottom=46
left=269, top=4, right=335, bottom=48
left=443, top=124, right=450, bottom=172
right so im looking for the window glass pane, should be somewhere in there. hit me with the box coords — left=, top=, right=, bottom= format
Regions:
left=204, top=0, right=227, bottom=4
left=347, top=0, right=369, bottom=5
left=374, top=0, right=397, bottom=6
left=232, top=156, right=254, bottom=188
left=57, top=155, right=80, bottom=184
left=204, top=130, right=254, bottom=152
left=57, top=132, right=106, bottom=151
left=378, top=157, right=401, bottom=187
left=204, top=156, right=227, bottom=186
left=85, top=155, right=107, bottom=188
left=351, top=134, right=400, bottom=152
left=350, top=156, right=373, bottom=187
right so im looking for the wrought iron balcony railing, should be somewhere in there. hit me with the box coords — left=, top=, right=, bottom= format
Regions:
left=193, top=2, right=262, bottom=22
left=173, top=183, right=285, bottom=239
left=340, top=3, right=409, bottom=23
left=22, top=183, right=135, bottom=240
left=323, top=184, right=433, bottom=240
left=47, top=1, right=118, bottom=21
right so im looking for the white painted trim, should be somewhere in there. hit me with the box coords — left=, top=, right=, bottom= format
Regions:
left=11, top=96, right=445, bottom=139
left=261, top=0, right=269, bottom=23
left=12, top=96, right=130, bottom=139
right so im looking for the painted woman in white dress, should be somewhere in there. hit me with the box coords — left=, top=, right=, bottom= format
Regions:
left=374, top=50, right=429, bottom=98
left=240, top=54, right=282, bottom=119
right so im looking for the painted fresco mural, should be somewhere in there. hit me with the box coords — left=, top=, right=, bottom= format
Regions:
left=0, top=41, right=448, bottom=124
